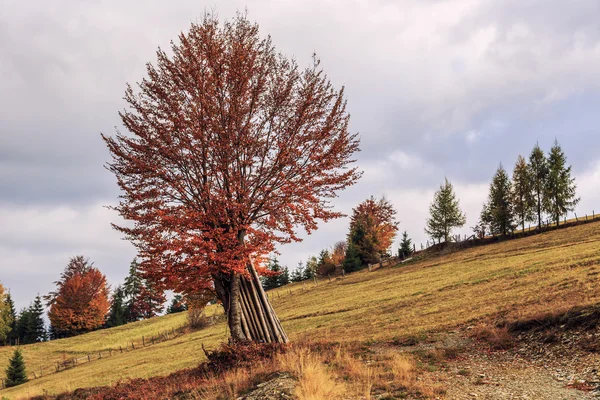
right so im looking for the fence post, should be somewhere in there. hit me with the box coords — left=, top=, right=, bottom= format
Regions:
left=368, top=264, right=372, bottom=272
left=98, top=352, right=102, bottom=359
left=142, top=336, right=145, bottom=347
left=88, top=354, right=91, bottom=362
left=132, top=342, right=135, bottom=350
left=342, top=269, right=346, bottom=278
left=575, top=213, right=578, bottom=222
left=120, top=345, right=123, bottom=353
left=109, top=348, right=112, bottom=357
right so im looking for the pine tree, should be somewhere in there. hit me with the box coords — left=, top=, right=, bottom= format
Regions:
left=14, top=309, right=28, bottom=344
left=348, top=220, right=379, bottom=265
left=279, top=267, right=290, bottom=286
left=316, top=249, right=336, bottom=276
left=262, top=258, right=283, bottom=291
left=5, top=348, right=28, bottom=387
left=512, top=155, right=536, bottom=232
left=123, top=259, right=144, bottom=322
left=544, top=140, right=580, bottom=226
left=343, top=242, right=362, bottom=272
left=106, top=286, right=127, bottom=327
left=166, top=294, right=188, bottom=314
left=529, top=143, right=548, bottom=229
left=27, top=296, right=47, bottom=342
left=483, top=165, right=515, bottom=236
left=290, top=262, right=305, bottom=282
left=425, top=178, right=466, bottom=243
left=398, top=231, right=413, bottom=259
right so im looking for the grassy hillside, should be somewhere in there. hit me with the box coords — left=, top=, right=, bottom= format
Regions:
left=2, top=220, right=600, bottom=399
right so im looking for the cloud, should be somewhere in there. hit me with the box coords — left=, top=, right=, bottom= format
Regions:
left=1, top=0, right=599, bottom=309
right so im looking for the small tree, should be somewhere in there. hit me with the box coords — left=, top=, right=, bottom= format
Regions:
left=0, top=284, right=12, bottom=343
left=330, top=241, right=347, bottom=266
left=279, top=267, right=290, bottom=286
left=425, top=178, right=466, bottom=243
left=166, top=294, right=188, bottom=314
left=343, top=242, right=362, bottom=273
left=27, top=296, right=47, bottom=342
left=528, top=143, right=548, bottom=229
left=398, top=231, right=412, bottom=259
left=106, top=286, right=127, bottom=327
left=348, top=196, right=399, bottom=262
left=262, top=258, right=284, bottom=291
left=5, top=348, right=28, bottom=387
left=303, top=256, right=318, bottom=280
left=317, top=249, right=336, bottom=276
left=544, top=140, right=579, bottom=226
left=512, top=155, right=535, bottom=232
left=290, top=262, right=305, bottom=283
left=123, top=259, right=165, bottom=321
left=483, top=164, right=514, bottom=236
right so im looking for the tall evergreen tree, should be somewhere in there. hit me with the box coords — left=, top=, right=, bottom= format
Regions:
left=290, top=262, right=305, bottom=282
left=348, top=219, right=379, bottom=265
left=482, top=165, right=514, bottom=236
left=262, top=258, right=284, bottom=291
left=279, top=267, right=290, bottom=286
left=425, top=178, right=466, bottom=243
left=343, top=242, right=362, bottom=272
left=528, top=143, right=548, bottom=229
left=123, top=259, right=144, bottom=322
left=14, top=309, right=31, bottom=344
left=27, top=296, right=47, bottom=343
left=398, top=231, right=413, bottom=259
left=5, top=348, right=28, bottom=387
left=544, top=140, right=580, bottom=226
left=166, top=294, right=188, bottom=314
left=0, top=285, right=12, bottom=344
left=4, top=292, right=17, bottom=344
left=512, top=155, right=536, bottom=232
left=106, top=286, right=127, bottom=327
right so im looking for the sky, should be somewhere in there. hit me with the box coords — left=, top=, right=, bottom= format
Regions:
left=1, top=0, right=600, bottom=311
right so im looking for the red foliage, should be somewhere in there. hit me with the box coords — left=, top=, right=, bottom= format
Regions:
left=102, top=14, right=361, bottom=296
left=47, top=257, right=110, bottom=335
left=349, top=196, right=399, bottom=254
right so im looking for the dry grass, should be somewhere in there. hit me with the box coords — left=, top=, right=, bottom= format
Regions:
left=2, top=220, right=600, bottom=398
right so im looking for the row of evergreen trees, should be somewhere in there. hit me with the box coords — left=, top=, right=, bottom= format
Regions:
left=477, top=140, right=579, bottom=236
left=2, top=294, right=46, bottom=346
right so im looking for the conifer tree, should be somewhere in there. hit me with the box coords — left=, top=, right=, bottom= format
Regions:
left=290, top=262, right=305, bottom=282
left=4, top=292, right=17, bottom=344
left=528, top=143, right=548, bottom=229
left=316, top=249, right=336, bottom=276
left=279, top=267, right=290, bottom=286
left=544, top=140, right=580, bottom=226
left=15, top=309, right=31, bottom=344
left=512, top=155, right=536, bottom=232
left=482, top=165, right=514, bottom=236
left=123, top=259, right=143, bottom=322
left=5, top=348, right=28, bottom=387
left=262, top=258, right=283, bottom=291
left=303, top=256, right=318, bottom=280
left=343, top=242, right=362, bottom=272
left=106, top=286, right=127, bottom=327
left=166, top=294, right=188, bottom=314
left=398, top=231, right=413, bottom=259
left=348, top=220, right=379, bottom=265
left=425, top=178, right=466, bottom=243
left=27, top=296, right=47, bottom=343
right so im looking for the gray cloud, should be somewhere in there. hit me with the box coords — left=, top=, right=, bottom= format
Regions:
left=1, top=0, right=599, bottom=310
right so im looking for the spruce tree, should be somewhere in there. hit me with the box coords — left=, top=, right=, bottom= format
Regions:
left=279, top=267, right=290, bottom=286
left=544, top=140, right=580, bottom=226
left=425, top=178, right=466, bottom=243
left=290, top=262, right=305, bottom=282
left=166, top=294, right=188, bottom=314
left=106, top=286, right=127, bottom=327
left=5, top=348, right=28, bottom=387
left=528, top=143, right=548, bottom=229
left=15, top=309, right=31, bottom=344
left=483, top=164, right=515, bottom=236
left=343, top=242, right=362, bottom=272
left=348, top=220, right=379, bottom=265
left=303, top=256, right=318, bottom=280
left=1, top=288, right=14, bottom=344
left=398, top=231, right=413, bottom=259
left=123, top=259, right=143, bottom=322
left=262, top=258, right=283, bottom=291
left=27, top=296, right=47, bottom=342
left=512, top=155, right=536, bottom=232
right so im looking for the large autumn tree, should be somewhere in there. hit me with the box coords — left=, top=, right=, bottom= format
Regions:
left=46, top=256, right=110, bottom=337
left=102, top=14, right=361, bottom=343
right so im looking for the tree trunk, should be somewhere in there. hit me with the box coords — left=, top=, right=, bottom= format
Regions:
left=214, top=264, right=288, bottom=344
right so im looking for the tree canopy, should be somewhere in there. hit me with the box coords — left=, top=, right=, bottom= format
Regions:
left=102, top=14, right=360, bottom=343
left=544, top=140, right=579, bottom=226
left=425, top=178, right=466, bottom=243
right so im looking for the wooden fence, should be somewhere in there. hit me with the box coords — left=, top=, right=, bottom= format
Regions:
left=0, top=324, right=187, bottom=389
